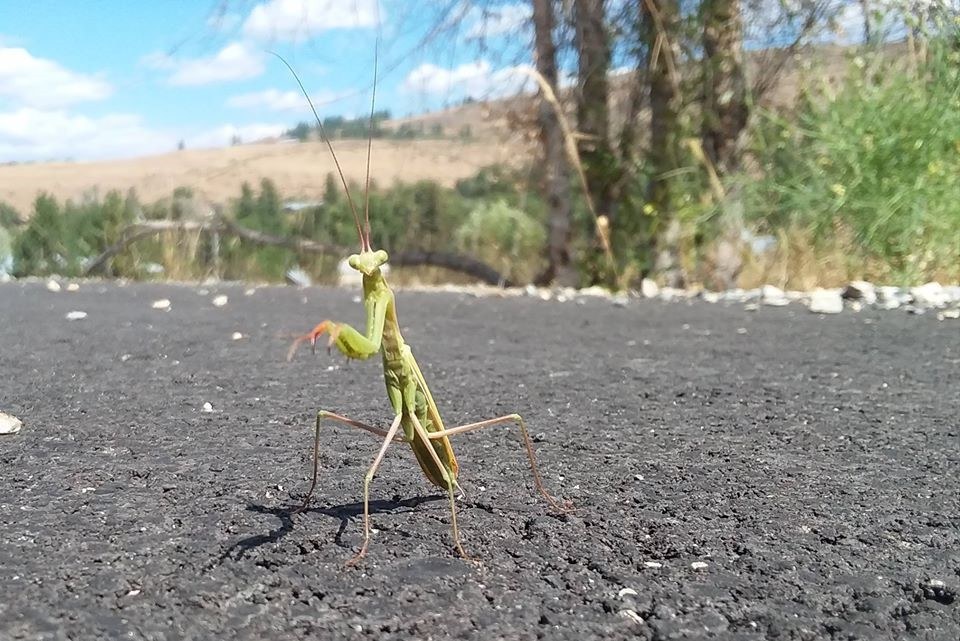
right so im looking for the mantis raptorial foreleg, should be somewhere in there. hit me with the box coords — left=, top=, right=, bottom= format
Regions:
left=426, top=414, right=571, bottom=513
left=294, top=410, right=403, bottom=514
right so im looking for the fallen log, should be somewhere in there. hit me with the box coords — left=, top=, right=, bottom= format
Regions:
left=85, top=217, right=513, bottom=286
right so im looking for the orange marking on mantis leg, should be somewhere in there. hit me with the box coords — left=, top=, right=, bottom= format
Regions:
left=286, top=320, right=338, bottom=361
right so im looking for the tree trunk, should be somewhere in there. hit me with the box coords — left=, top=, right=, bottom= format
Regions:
left=532, top=0, right=576, bottom=286
left=573, top=0, right=618, bottom=283
left=642, top=0, right=684, bottom=287
left=701, top=0, right=749, bottom=175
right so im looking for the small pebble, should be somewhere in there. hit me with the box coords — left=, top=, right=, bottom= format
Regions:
left=202, top=402, right=214, bottom=412
left=618, top=587, right=639, bottom=598
left=46, top=279, right=61, bottom=292
left=231, top=332, right=243, bottom=340
left=644, top=561, right=663, bottom=569
left=212, top=295, right=228, bottom=307
left=0, top=412, right=23, bottom=435
left=620, top=609, right=644, bottom=624
left=152, top=299, right=171, bottom=310
left=691, top=561, right=709, bottom=570
left=66, top=283, right=79, bottom=292
left=65, top=311, right=87, bottom=320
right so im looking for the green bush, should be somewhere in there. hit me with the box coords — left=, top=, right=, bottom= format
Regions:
left=11, top=191, right=139, bottom=277
left=456, top=199, right=545, bottom=283
left=746, top=40, right=960, bottom=282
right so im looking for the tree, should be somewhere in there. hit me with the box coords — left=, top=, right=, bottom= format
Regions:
left=573, top=0, right=619, bottom=230
left=533, top=0, right=575, bottom=285
left=641, top=0, right=684, bottom=287
left=701, top=0, right=749, bottom=175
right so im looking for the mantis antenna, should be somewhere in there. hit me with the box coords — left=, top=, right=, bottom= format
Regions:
left=268, top=51, right=368, bottom=252
left=363, top=43, right=379, bottom=248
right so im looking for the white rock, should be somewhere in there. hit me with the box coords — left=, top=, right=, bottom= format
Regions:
left=611, top=295, right=629, bottom=307
left=66, top=283, right=79, bottom=292
left=911, top=282, right=949, bottom=308
left=640, top=278, right=659, bottom=298
left=643, top=561, right=663, bottom=569
left=619, top=609, right=644, bottom=624
left=0, top=412, right=23, bottom=434
left=65, top=311, right=87, bottom=320
left=841, top=280, right=877, bottom=305
left=808, top=289, right=843, bottom=314
left=761, top=284, right=789, bottom=306
left=701, top=291, right=720, bottom=303
left=579, top=285, right=609, bottom=298
left=244, top=288, right=256, bottom=296
left=691, top=561, right=709, bottom=570
left=618, top=587, right=639, bottom=598
left=231, top=332, right=244, bottom=340
left=287, top=267, right=313, bottom=288
left=46, top=279, right=61, bottom=292
left=937, top=308, right=959, bottom=320
left=202, top=402, right=214, bottom=412
left=151, top=299, right=171, bottom=310
left=212, top=295, right=228, bottom=307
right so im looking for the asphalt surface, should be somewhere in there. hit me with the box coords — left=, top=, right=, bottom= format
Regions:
left=1, top=280, right=958, bottom=640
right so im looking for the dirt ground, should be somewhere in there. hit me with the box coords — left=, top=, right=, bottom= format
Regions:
left=1, top=280, right=958, bottom=640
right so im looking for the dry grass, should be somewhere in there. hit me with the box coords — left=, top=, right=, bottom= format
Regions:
left=735, top=224, right=936, bottom=290
left=0, top=137, right=533, bottom=217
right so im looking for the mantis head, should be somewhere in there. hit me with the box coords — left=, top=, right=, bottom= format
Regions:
left=348, top=249, right=389, bottom=275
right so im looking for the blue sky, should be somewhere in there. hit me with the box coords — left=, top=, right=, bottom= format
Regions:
left=0, top=0, right=536, bottom=162
left=0, top=0, right=885, bottom=163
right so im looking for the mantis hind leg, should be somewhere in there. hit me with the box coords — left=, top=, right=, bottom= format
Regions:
left=293, top=410, right=402, bottom=514
left=409, top=414, right=469, bottom=560
left=426, top=413, right=572, bottom=513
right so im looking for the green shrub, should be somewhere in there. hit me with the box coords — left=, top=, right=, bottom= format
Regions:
left=456, top=199, right=545, bottom=283
left=746, top=40, right=960, bottom=282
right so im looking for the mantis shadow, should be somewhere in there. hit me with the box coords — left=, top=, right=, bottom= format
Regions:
left=219, top=494, right=446, bottom=562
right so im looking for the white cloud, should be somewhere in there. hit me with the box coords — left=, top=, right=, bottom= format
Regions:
left=0, top=108, right=175, bottom=162
left=144, top=42, right=264, bottom=86
left=465, top=3, right=532, bottom=39
left=402, top=60, right=534, bottom=100
left=226, top=87, right=348, bottom=113
left=0, top=47, right=112, bottom=109
left=227, top=88, right=307, bottom=112
left=186, top=122, right=288, bottom=149
left=243, top=0, right=380, bottom=42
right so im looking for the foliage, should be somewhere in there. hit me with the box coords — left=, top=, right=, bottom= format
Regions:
left=744, top=39, right=960, bottom=283
left=284, top=110, right=391, bottom=141
left=456, top=200, right=546, bottom=283
left=0, top=202, right=22, bottom=228
left=11, top=190, right=138, bottom=276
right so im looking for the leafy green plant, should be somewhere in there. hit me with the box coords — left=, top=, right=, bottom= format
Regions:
left=456, top=199, right=546, bottom=283
left=745, top=39, right=960, bottom=283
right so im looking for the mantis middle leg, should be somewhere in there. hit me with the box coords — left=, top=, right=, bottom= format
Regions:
left=295, top=410, right=403, bottom=513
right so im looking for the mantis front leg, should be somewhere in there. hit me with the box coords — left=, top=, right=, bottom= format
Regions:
left=287, top=290, right=389, bottom=361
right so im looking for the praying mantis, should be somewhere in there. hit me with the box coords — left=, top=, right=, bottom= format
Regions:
left=278, top=53, right=570, bottom=565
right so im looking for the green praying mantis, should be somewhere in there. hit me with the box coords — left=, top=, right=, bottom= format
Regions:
left=278, top=53, right=570, bottom=565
